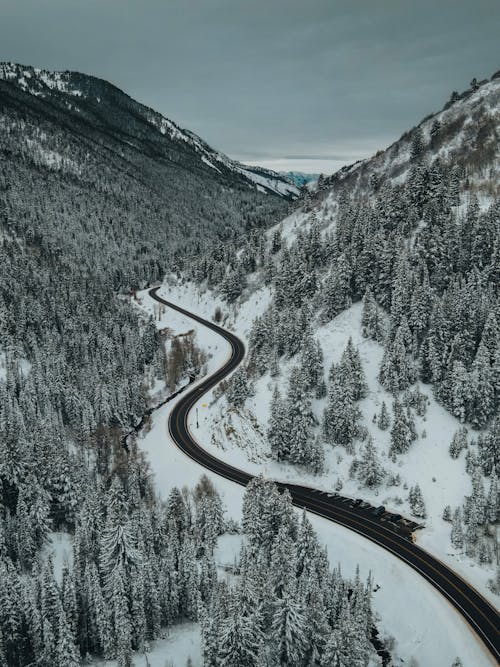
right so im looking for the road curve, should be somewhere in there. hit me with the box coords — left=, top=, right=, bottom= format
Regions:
left=149, top=286, right=500, bottom=663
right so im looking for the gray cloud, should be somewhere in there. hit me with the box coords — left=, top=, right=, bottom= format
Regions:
left=0, top=0, right=498, bottom=173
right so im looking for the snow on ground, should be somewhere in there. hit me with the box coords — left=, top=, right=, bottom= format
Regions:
left=0, top=350, right=32, bottom=381
left=131, top=282, right=497, bottom=666
left=95, top=623, right=201, bottom=667
left=145, top=278, right=498, bottom=605
left=42, top=532, right=73, bottom=583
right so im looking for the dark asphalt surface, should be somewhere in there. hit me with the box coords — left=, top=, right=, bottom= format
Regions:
left=149, top=286, right=500, bottom=663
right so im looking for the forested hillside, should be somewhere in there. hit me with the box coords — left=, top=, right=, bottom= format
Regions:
left=180, top=72, right=500, bottom=595
left=0, top=63, right=292, bottom=666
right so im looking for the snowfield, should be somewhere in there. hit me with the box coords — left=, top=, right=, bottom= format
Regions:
left=142, top=278, right=499, bottom=604
left=129, top=284, right=497, bottom=666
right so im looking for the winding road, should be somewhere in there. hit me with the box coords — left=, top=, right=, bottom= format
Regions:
left=149, top=286, right=500, bottom=663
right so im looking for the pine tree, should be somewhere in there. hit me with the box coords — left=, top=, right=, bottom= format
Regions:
left=389, top=401, right=416, bottom=456
left=56, top=608, right=80, bottom=667
left=376, top=401, right=390, bottom=430
left=409, top=484, right=426, bottom=518
left=321, top=630, right=346, bottom=667
left=323, top=375, right=361, bottom=451
left=218, top=594, right=262, bottom=667
left=378, top=325, right=416, bottom=393
left=299, top=330, right=325, bottom=397
left=356, top=438, right=385, bottom=488
left=410, top=127, right=425, bottom=160
left=270, top=525, right=298, bottom=599
left=361, top=286, right=384, bottom=342
left=339, top=338, right=367, bottom=401
left=111, top=568, right=133, bottom=667
left=486, top=475, right=498, bottom=524
left=449, top=427, right=468, bottom=459
left=465, top=502, right=479, bottom=550
left=469, top=341, right=495, bottom=427
left=226, top=366, right=252, bottom=408
left=321, top=253, right=352, bottom=322
left=267, top=387, right=289, bottom=461
left=270, top=593, right=307, bottom=667
left=451, top=508, right=464, bottom=550
left=449, top=361, right=471, bottom=423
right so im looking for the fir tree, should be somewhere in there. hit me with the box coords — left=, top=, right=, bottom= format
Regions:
left=270, top=593, right=307, bottom=667
left=361, top=286, right=384, bottom=342
left=321, top=253, right=352, bottom=322
left=376, top=401, right=390, bottom=430
left=389, top=401, right=416, bottom=456
left=323, top=374, right=361, bottom=451
left=226, top=366, right=252, bottom=408
left=378, top=325, right=416, bottom=393
left=449, top=427, right=468, bottom=459
left=56, top=608, right=80, bottom=667
left=451, top=508, right=464, bottom=550
left=355, top=438, right=385, bottom=488
left=267, top=387, right=289, bottom=461
left=409, top=484, right=426, bottom=518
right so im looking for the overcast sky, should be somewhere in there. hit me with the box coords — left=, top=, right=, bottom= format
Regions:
left=1, top=0, right=498, bottom=173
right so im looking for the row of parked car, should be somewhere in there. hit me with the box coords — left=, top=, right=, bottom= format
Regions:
left=323, top=492, right=422, bottom=540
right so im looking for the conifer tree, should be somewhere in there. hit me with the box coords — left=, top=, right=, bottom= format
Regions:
left=56, top=608, right=80, bottom=667
left=451, top=509, right=464, bottom=549
left=270, top=593, right=307, bottom=667
left=389, top=401, right=416, bottom=456
left=376, top=401, right=390, bottom=430
left=409, top=484, right=426, bottom=518
left=218, top=594, right=262, bottom=667
left=323, top=374, right=361, bottom=452
left=361, top=286, right=384, bottom=342
left=226, top=366, right=252, bottom=408
left=339, top=338, right=368, bottom=401
left=267, top=387, right=289, bottom=461
left=355, top=438, right=385, bottom=488
left=321, top=253, right=352, bottom=322
left=449, top=427, right=468, bottom=459
left=379, top=325, right=416, bottom=393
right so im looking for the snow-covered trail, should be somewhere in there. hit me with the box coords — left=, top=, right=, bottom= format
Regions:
left=135, top=286, right=497, bottom=667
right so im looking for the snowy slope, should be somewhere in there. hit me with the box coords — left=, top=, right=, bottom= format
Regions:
left=0, top=62, right=298, bottom=198
left=322, top=72, right=500, bottom=196
left=148, top=277, right=499, bottom=606
left=132, top=284, right=495, bottom=667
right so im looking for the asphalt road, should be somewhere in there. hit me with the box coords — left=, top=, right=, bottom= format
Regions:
left=149, top=286, right=500, bottom=663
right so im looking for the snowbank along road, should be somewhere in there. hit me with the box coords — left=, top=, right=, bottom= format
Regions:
left=149, top=287, right=500, bottom=663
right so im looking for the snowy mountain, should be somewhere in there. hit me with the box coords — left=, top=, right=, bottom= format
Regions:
left=0, top=62, right=298, bottom=199
left=173, top=68, right=500, bottom=623
left=321, top=72, right=500, bottom=197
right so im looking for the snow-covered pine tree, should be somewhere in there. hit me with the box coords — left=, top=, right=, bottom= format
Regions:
left=379, top=325, right=416, bottom=393
left=361, top=286, right=384, bottom=342
left=226, top=366, right=252, bottom=408
left=339, top=338, right=368, bottom=401
left=376, top=401, right=390, bottom=430
left=323, top=372, right=361, bottom=452
left=321, top=253, right=352, bottom=323
left=299, top=330, right=325, bottom=398
left=267, top=387, right=289, bottom=461
left=355, top=438, right=385, bottom=488
left=270, top=592, right=308, bottom=667
left=449, top=427, right=468, bottom=459
left=389, top=401, right=416, bottom=456
left=409, top=484, right=426, bottom=518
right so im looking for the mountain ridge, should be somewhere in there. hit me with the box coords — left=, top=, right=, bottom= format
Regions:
left=320, top=70, right=500, bottom=199
left=0, top=61, right=298, bottom=198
